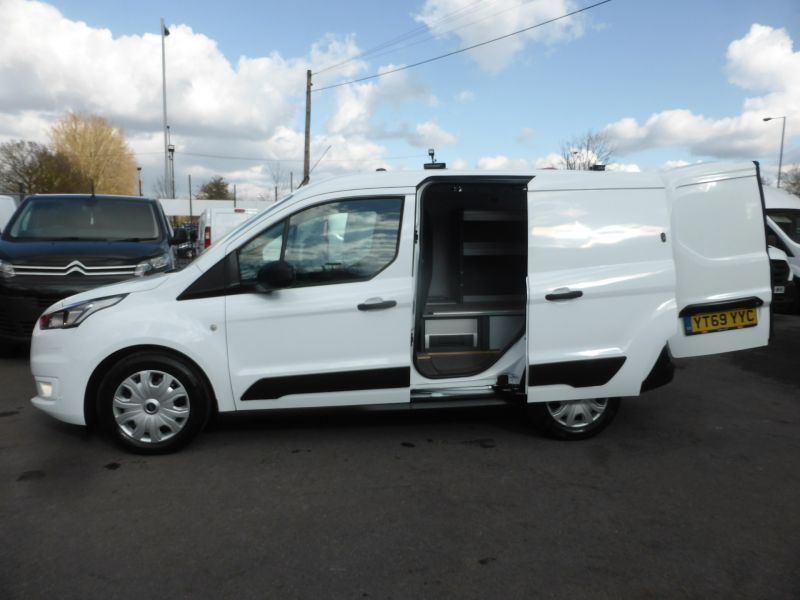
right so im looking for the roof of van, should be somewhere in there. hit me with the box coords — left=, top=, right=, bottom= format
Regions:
left=763, top=186, right=800, bottom=209
left=26, top=194, right=157, bottom=202
left=294, top=162, right=758, bottom=198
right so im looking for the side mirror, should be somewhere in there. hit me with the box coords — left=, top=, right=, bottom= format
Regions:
left=256, top=260, right=296, bottom=292
left=171, top=227, right=189, bottom=245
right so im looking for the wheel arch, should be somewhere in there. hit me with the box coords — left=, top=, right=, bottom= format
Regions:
left=84, top=344, right=219, bottom=428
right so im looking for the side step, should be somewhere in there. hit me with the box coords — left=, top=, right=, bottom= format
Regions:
left=410, top=385, right=525, bottom=409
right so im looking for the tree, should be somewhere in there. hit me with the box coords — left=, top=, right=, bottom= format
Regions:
left=266, top=161, right=291, bottom=202
left=50, top=112, right=138, bottom=195
left=0, top=139, right=87, bottom=194
left=151, top=176, right=172, bottom=199
left=560, top=130, right=615, bottom=170
left=782, top=166, right=800, bottom=198
left=196, top=175, right=233, bottom=200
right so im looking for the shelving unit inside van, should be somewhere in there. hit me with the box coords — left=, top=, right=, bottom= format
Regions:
left=415, top=183, right=528, bottom=379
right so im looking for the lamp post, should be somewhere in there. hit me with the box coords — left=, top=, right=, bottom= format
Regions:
left=161, top=18, right=171, bottom=197
left=763, top=116, right=786, bottom=188
left=137, top=166, right=142, bottom=196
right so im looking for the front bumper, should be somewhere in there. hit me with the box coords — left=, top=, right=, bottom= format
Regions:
left=30, top=328, right=90, bottom=426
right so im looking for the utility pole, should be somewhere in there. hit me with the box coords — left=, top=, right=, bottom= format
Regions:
left=302, top=69, right=312, bottom=186
left=290, top=171, right=294, bottom=192
left=233, top=184, right=237, bottom=207
left=188, top=174, right=193, bottom=220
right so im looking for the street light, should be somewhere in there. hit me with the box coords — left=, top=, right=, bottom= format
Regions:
left=161, top=18, right=171, bottom=197
left=763, top=116, right=786, bottom=188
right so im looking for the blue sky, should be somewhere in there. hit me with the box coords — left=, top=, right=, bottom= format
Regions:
left=1, top=0, right=798, bottom=198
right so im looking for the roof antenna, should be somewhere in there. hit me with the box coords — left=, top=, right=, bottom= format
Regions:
left=424, top=148, right=445, bottom=170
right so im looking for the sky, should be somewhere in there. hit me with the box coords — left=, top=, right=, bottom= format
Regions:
left=0, top=0, right=798, bottom=200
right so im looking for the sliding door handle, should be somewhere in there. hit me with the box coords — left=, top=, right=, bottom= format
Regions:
left=545, top=289, right=583, bottom=301
left=358, top=298, right=397, bottom=311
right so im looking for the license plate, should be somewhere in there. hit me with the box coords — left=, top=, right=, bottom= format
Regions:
left=683, top=308, right=758, bottom=336
left=774, top=285, right=785, bottom=294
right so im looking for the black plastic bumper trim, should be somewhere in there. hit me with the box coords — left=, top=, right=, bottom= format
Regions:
left=678, top=296, right=764, bottom=318
left=529, top=357, right=626, bottom=388
left=241, top=367, right=410, bottom=401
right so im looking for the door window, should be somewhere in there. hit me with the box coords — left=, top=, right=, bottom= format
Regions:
left=237, top=197, right=402, bottom=287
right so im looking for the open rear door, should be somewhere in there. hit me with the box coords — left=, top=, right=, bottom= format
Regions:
left=665, top=162, right=771, bottom=358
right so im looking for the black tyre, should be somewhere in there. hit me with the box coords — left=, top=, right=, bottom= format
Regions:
left=528, top=398, right=620, bottom=440
left=98, top=351, right=211, bottom=454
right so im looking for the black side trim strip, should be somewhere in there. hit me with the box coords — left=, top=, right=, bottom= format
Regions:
left=678, top=296, right=763, bottom=318
left=241, top=367, right=410, bottom=401
left=529, top=357, right=626, bottom=388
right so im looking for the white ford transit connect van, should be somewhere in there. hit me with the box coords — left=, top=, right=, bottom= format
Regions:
left=30, top=162, right=773, bottom=453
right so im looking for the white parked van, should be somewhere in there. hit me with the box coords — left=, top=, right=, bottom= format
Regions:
left=0, top=195, right=17, bottom=233
left=30, top=163, right=773, bottom=453
left=764, top=186, right=800, bottom=310
left=197, top=207, right=259, bottom=253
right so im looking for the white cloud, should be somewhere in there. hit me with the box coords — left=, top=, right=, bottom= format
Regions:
left=326, top=65, right=430, bottom=137
left=415, top=0, right=588, bottom=72
left=533, top=153, right=565, bottom=169
left=605, top=162, right=640, bottom=173
left=455, top=90, right=474, bottom=103
left=408, top=120, right=458, bottom=148
left=661, top=160, right=691, bottom=170
left=603, top=24, right=799, bottom=160
left=477, top=155, right=531, bottom=170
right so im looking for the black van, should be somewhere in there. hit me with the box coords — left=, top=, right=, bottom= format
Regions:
left=0, top=194, right=186, bottom=343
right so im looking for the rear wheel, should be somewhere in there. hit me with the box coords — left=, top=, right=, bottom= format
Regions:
left=98, top=352, right=211, bottom=453
left=529, top=397, right=620, bottom=440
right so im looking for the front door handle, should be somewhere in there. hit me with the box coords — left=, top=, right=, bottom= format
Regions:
left=358, top=298, right=397, bottom=311
left=545, top=289, right=583, bottom=301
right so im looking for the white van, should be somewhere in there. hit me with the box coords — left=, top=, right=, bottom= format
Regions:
left=0, top=195, right=17, bottom=233
left=764, top=186, right=800, bottom=310
left=30, top=163, right=772, bottom=453
left=197, top=207, right=259, bottom=253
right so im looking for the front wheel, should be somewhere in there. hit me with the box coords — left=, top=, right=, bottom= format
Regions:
left=528, top=397, right=620, bottom=440
left=98, top=352, right=211, bottom=454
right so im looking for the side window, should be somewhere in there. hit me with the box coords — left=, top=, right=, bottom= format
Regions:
left=235, top=197, right=403, bottom=289
left=237, top=221, right=285, bottom=285
left=284, top=197, right=402, bottom=286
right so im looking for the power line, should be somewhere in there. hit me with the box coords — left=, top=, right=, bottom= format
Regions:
left=313, top=0, right=492, bottom=76
left=134, top=150, right=425, bottom=162
left=313, top=0, right=611, bottom=93
left=347, top=0, right=540, bottom=68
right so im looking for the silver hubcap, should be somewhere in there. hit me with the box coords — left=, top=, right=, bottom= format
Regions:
left=113, top=370, right=190, bottom=444
left=546, top=398, right=608, bottom=430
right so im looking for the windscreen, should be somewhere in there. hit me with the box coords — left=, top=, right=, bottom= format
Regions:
left=767, top=209, right=800, bottom=243
left=7, top=197, right=162, bottom=241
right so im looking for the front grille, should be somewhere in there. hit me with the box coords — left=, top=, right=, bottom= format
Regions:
left=11, top=260, right=138, bottom=277
left=0, top=291, right=71, bottom=340
left=770, top=259, right=790, bottom=285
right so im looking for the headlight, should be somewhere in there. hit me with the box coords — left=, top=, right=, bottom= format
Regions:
left=134, top=252, right=172, bottom=277
left=39, top=295, right=127, bottom=330
left=0, top=259, right=14, bottom=278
